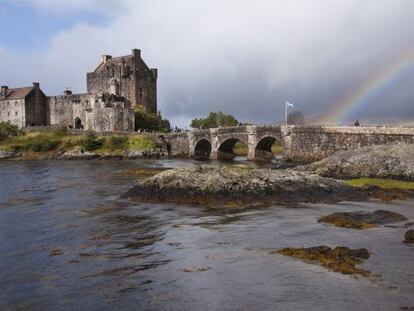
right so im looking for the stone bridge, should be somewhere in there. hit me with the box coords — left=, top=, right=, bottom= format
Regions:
left=160, top=125, right=414, bottom=162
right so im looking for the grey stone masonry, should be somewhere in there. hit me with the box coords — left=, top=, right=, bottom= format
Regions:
left=86, top=49, right=157, bottom=114
left=160, top=125, right=414, bottom=162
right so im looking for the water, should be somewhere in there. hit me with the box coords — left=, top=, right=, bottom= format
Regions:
left=0, top=160, right=413, bottom=310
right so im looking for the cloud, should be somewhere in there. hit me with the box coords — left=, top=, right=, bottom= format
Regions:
left=6, top=0, right=129, bottom=15
left=1, top=0, right=414, bottom=127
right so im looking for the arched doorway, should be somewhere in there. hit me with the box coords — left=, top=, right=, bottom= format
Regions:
left=75, top=117, right=83, bottom=129
left=194, top=139, right=212, bottom=160
left=255, top=136, right=283, bottom=162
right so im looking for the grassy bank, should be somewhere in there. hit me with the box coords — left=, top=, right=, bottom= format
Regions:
left=344, top=178, right=414, bottom=190
left=0, top=129, right=158, bottom=158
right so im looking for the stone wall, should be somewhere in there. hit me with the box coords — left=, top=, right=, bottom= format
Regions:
left=0, top=99, right=25, bottom=127
left=284, top=125, right=414, bottom=162
left=48, top=93, right=134, bottom=133
left=25, top=87, right=49, bottom=126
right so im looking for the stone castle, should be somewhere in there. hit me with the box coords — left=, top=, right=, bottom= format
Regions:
left=0, top=49, right=157, bottom=132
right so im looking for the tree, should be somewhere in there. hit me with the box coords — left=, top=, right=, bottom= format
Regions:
left=190, top=112, right=240, bottom=130
left=134, top=107, right=171, bottom=132
left=287, top=110, right=305, bottom=125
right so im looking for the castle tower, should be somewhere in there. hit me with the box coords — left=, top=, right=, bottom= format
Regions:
left=86, top=49, right=157, bottom=113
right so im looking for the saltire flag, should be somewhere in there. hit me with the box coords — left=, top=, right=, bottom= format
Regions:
left=285, top=101, right=294, bottom=108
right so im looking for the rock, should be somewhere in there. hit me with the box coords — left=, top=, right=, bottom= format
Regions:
left=298, top=144, right=414, bottom=180
left=49, top=249, right=64, bottom=256
left=180, top=266, right=211, bottom=273
left=350, top=248, right=370, bottom=259
left=58, top=147, right=100, bottom=160
left=318, top=210, right=408, bottom=229
left=403, top=230, right=414, bottom=244
left=275, top=246, right=371, bottom=276
left=0, top=149, right=20, bottom=160
left=124, top=166, right=367, bottom=205
left=126, top=150, right=144, bottom=158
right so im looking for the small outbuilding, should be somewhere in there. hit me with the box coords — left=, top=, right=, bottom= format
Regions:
left=0, top=83, right=48, bottom=128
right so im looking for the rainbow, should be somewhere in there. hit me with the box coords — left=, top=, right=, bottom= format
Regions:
left=323, top=49, right=414, bottom=125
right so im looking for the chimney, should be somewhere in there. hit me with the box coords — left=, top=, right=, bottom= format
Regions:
left=132, top=49, right=141, bottom=59
left=151, top=68, right=158, bottom=80
left=102, top=55, right=112, bottom=63
left=1, top=86, right=8, bottom=96
left=64, top=88, right=72, bottom=95
left=33, top=82, right=40, bottom=88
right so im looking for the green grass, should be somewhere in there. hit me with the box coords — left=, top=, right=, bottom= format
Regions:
left=127, top=136, right=157, bottom=150
left=0, top=131, right=158, bottom=155
left=344, top=178, right=414, bottom=190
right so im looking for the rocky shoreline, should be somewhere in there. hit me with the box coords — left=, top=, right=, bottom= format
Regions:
left=299, top=144, right=414, bottom=180
left=0, top=147, right=168, bottom=161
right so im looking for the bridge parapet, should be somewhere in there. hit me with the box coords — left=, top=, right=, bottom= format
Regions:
left=160, top=125, right=414, bottom=162
left=284, top=125, right=414, bottom=162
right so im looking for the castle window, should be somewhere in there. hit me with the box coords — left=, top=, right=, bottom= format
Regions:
left=139, top=88, right=143, bottom=98
left=15, top=111, right=18, bottom=116
left=15, top=101, right=18, bottom=106
left=8, top=111, right=10, bottom=116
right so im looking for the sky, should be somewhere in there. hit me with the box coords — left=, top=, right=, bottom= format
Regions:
left=1, top=0, right=414, bottom=127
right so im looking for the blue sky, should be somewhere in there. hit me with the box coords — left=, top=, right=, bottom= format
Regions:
left=0, top=2, right=108, bottom=51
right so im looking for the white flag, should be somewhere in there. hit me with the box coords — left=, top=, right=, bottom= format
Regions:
left=285, top=101, right=294, bottom=108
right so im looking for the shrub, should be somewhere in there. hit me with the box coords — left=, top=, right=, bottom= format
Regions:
left=105, top=135, right=128, bottom=151
left=83, top=131, right=104, bottom=151
left=0, top=122, right=22, bottom=140
left=9, top=145, right=25, bottom=153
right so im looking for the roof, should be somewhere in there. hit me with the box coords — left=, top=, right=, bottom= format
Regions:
left=1, top=86, right=34, bottom=100
left=94, top=55, right=133, bottom=73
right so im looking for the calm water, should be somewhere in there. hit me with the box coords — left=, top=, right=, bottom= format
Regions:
left=0, top=160, right=413, bottom=311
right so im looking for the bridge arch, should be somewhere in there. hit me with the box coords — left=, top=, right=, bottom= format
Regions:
left=193, top=139, right=212, bottom=160
left=217, top=138, right=248, bottom=160
left=254, top=136, right=284, bottom=162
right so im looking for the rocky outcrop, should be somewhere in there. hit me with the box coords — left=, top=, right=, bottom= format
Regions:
left=0, top=150, right=21, bottom=160
left=318, top=210, right=408, bottom=229
left=57, top=148, right=100, bottom=160
left=298, top=144, right=414, bottom=180
left=274, top=246, right=371, bottom=276
left=124, top=166, right=366, bottom=205
left=57, top=148, right=165, bottom=160
left=404, top=230, right=414, bottom=244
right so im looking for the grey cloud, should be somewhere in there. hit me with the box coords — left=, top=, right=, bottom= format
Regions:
left=1, top=0, right=414, bottom=127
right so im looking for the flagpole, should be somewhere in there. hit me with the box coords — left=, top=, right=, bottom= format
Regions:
left=285, top=102, right=287, bottom=127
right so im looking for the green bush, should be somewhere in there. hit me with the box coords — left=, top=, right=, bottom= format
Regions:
left=83, top=131, right=104, bottom=151
left=9, top=145, right=25, bottom=153
left=0, top=122, right=22, bottom=140
left=105, top=136, right=128, bottom=151
left=27, top=139, right=61, bottom=152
